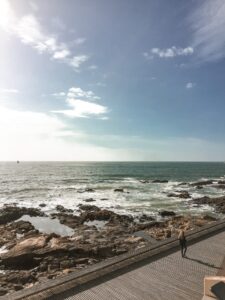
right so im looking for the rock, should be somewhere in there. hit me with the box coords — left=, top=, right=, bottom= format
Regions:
left=39, top=203, right=46, bottom=207
left=152, top=180, right=168, bottom=183
left=114, top=188, right=124, bottom=192
left=124, top=236, right=144, bottom=244
left=0, top=206, right=45, bottom=225
left=140, top=180, right=149, bottom=184
left=1, top=235, right=47, bottom=268
left=56, top=205, right=73, bottom=213
left=100, top=198, right=108, bottom=201
left=190, top=180, right=213, bottom=187
left=78, top=204, right=100, bottom=212
left=85, top=188, right=95, bottom=192
left=192, top=195, right=225, bottom=214
left=10, top=220, right=35, bottom=234
left=84, top=198, right=95, bottom=202
left=0, top=288, right=7, bottom=296
left=168, top=191, right=190, bottom=199
left=139, top=214, right=155, bottom=222
left=159, top=211, right=176, bottom=217
left=218, top=180, right=225, bottom=184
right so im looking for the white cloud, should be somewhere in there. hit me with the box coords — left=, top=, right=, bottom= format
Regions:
left=0, top=88, right=19, bottom=94
left=186, top=82, right=195, bottom=89
left=52, top=86, right=108, bottom=118
left=189, top=0, right=225, bottom=63
left=51, top=92, right=66, bottom=97
left=0, top=0, right=89, bottom=70
left=69, top=55, right=89, bottom=69
left=52, top=49, right=70, bottom=59
left=150, top=46, right=194, bottom=58
left=67, top=87, right=100, bottom=100
left=53, top=99, right=108, bottom=118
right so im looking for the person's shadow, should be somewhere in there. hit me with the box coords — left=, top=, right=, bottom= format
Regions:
left=184, top=256, right=221, bottom=270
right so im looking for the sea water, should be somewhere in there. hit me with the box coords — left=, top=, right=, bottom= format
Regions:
left=0, top=162, right=224, bottom=218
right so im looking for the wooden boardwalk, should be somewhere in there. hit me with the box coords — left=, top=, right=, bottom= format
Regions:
left=55, top=230, right=225, bottom=300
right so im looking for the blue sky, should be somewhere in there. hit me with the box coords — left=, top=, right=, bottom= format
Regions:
left=0, top=0, right=225, bottom=161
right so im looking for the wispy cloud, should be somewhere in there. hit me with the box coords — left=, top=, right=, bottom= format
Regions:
left=52, top=86, right=108, bottom=118
left=0, top=0, right=89, bottom=71
left=51, top=92, right=66, bottom=97
left=74, top=38, right=86, bottom=45
left=186, top=82, right=195, bottom=89
left=146, top=46, right=194, bottom=59
left=189, top=0, right=225, bottom=63
left=69, top=55, right=89, bottom=70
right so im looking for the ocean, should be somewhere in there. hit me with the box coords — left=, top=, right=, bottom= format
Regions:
left=0, top=162, right=225, bottom=218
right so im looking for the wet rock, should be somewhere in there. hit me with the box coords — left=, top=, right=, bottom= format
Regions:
left=152, top=180, right=168, bottom=183
left=190, top=180, right=213, bottom=187
left=218, top=180, right=225, bottom=184
left=168, top=191, right=190, bottom=199
left=10, top=220, right=35, bottom=234
left=56, top=205, right=73, bottom=213
left=39, top=203, right=46, bottom=208
left=78, top=204, right=100, bottom=212
left=211, top=184, right=225, bottom=189
left=100, top=198, right=108, bottom=201
left=139, top=180, right=149, bottom=184
left=139, top=214, right=155, bottom=222
left=159, top=211, right=176, bottom=217
left=85, top=188, right=95, bottom=192
left=114, top=188, right=124, bottom=192
left=51, top=213, right=81, bottom=229
left=0, top=206, right=45, bottom=225
left=84, top=198, right=95, bottom=202
left=192, top=195, right=225, bottom=214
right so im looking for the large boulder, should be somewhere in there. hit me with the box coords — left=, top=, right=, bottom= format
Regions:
left=1, top=235, right=47, bottom=267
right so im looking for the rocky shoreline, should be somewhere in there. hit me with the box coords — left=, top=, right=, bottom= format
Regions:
left=0, top=179, right=225, bottom=296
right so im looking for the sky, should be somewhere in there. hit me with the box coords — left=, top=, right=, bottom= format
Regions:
left=0, top=0, right=225, bottom=161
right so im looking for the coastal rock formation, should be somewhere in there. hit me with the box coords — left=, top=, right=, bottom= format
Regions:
left=0, top=206, right=45, bottom=225
left=190, top=180, right=213, bottom=187
left=0, top=203, right=220, bottom=295
left=192, top=195, right=225, bottom=214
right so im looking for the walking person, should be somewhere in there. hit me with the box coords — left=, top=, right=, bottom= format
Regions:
left=178, top=229, right=187, bottom=257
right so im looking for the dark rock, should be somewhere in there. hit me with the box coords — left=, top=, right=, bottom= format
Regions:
left=159, top=211, right=176, bottom=217
left=39, top=203, right=46, bottom=207
left=0, top=288, right=7, bottom=296
left=78, top=204, right=100, bottom=212
left=139, top=180, right=149, bottom=184
left=152, top=180, right=168, bottom=183
left=218, top=180, right=225, bottom=184
left=0, top=206, right=44, bottom=225
left=114, top=188, right=124, bottom=192
left=190, top=180, right=213, bottom=187
left=84, top=198, right=95, bottom=202
left=168, top=191, right=190, bottom=199
left=56, top=205, right=73, bottom=213
left=85, top=188, right=95, bottom=192
left=139, top=214, right=155, bottom=222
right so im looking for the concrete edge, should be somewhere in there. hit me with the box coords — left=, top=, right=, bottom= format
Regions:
left=3, top=218, right=225, bottom=300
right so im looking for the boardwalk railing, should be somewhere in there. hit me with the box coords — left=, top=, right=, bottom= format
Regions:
left=2, top=218, right=225, bottom=300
